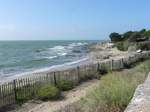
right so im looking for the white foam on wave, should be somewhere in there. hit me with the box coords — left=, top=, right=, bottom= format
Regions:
left=68, top=42, right=88, bottom=48
left=60, top=53, right=67, bottom=56
left=0, top=42, right=90, bottom=84
left=48, top=45, right=68, bottom=56
left=0, top=56, right=90, bottom=84
left=49, top=42, right=88, bottom=52
left=49, top=45, right=66, bottom=51
left=34, top=42, right=88, bottom=62
left=45, top=56, right=57, bottom=59
left=77, top=42, right=88, bottom=46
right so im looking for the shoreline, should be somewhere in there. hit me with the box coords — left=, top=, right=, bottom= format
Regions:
left=0, top=41, right=126, bottom=84
left=0, top=40, right=98, bottom=83
left=0, top=55, right=94, bottom=84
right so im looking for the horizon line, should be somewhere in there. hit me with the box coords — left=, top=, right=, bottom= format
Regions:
left=0, top=39, right=108, bottom=41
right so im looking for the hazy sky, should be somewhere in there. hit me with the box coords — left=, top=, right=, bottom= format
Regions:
left=0, top=0, right=150, bottom=40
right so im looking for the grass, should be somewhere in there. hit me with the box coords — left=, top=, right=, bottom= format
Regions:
left=57, top=80, right=74, bottom=91
left=115, top=42, right=127, bottom=51
left=16, top=85, right=35, bottom=103
left=16, top=82, right=61, bottom=103
left=37, top=84, right=60, bottom=100
left=16, top=79, right=75, bottom=103
left=9, top=58, right=150, bottom=111
left=78, top=60, right=150, bottom=112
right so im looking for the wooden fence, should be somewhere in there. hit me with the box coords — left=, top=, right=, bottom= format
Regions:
left=0, top=51, right=150, bottom=108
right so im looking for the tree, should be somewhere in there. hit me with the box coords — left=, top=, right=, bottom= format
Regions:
left=128, top=32, right=142, bottom=42
left=139, top=29, right=146, bottom=34
left=109, top=32, right=122, bottom=42
left=122, top=31, right=134, bottom=40
left=144, top=30, right=150, bottom=37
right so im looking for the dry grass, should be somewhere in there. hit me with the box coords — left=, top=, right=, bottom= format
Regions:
left=77, top=60, right=150, bottom=112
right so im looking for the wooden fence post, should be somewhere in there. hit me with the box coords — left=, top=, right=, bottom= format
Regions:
left=97, top=63, right=100, bottom=72
left=77, top=66, right=80, bottom=83
left=46, top=73, right=49, bottom=82
left=111, top=59, right=114, bottom=70
left=13, top=80, right=17, bottom=102
left=53, top=72, right=57, bottom=86
left=121, top=58, right=124, bottom=68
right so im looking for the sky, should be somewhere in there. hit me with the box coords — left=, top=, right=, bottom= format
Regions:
left=0, top=0, right=150, bottom=40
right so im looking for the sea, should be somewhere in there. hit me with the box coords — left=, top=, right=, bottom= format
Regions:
left=0, top=40, right=97, bottom=80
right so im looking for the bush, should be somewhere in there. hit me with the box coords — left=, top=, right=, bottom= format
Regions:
left=98, top=64, right=108, bottom=75
left=57, top=80, right=74, bottom=91
left=37, top=84, right=60, bottom=101
left=136, top=41, right=150, bottom=50
left=115, top=42, right=127, bottom=51
left=122, top=31, right=134, bottom=40
left=16, top=86, right=34, bottom=103
left=109, top=32, right=122, bottom=42
left=15, top=84, right=38, bottom=103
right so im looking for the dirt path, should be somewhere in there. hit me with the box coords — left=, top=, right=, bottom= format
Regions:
left=10, top=79, right=99, bottom=112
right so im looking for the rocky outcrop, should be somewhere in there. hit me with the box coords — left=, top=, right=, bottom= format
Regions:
left=125, top=72, right=150, bottom=112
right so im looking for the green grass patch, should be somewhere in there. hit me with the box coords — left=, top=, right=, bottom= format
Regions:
left=79, top=60, right=150, bottom=112
left=115, top=42, right=127, bottom=51
left=16, top=83, right=61, bottom=103
left=16, top=84, right=37, bottom=103
left=37, top=84, right=60, bottom=101
left=57, top=80, right=74, bottom=91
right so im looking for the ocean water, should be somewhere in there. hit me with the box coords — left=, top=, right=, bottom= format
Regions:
left=0, top=40, right=96, bottom=79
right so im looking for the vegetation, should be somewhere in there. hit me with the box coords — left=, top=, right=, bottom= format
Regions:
left=109, top=29, right=150, bottom=51
left=115, top=42, right=126, bottom=51
left=78, top=60, right=150, bottom=112
left=136, top=41, right=150, bottom=50
left=57, top=80, right=74, bottom=91
left=109, top=32, right=123, bottom=42
left=16, top=83, right=61, bottom=102
left=16, top=85, right=35, bottom=103
left=37, top=84, right=60, bottom=101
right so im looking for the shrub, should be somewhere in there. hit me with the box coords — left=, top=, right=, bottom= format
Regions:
left=37, top=84, right=60, bottom=101
left=16, top=87, right=34, bottom=103
left=115, top=42, right=126, bottom=51
left=109, top=32, right=122, bottom=42
left=136, top=41, right=150, bottom=50
left=122, top=31, right=134, bottom=40
left=80, top=71, right=96, bottom=82
left=128, top=32, right=142, bottom=42
left=16, top=84, right=37, bottom=103
left=98, top=63, right=108, bottom=75
left=57, top=80, right=74, bottom=91
left=128, top=45, right=137, bottom=52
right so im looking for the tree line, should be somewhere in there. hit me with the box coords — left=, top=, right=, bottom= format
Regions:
left=109, top=29, right=150, bottom=51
